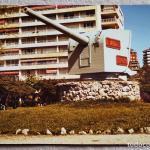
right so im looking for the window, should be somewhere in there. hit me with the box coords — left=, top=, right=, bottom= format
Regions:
left=59, top=46, right=68, bottom=52
left=22, top=37, right=35, bottom=44
left=22, top=49, right=35, bottom=55
left=83, top=22, right=94, bottom=28
left=6, top=39, right=18, bottom=45
left=37, top=26, right=46, bottom=33
left=59, top=57, right=68, bottom=63
left=86, top=10, right=95, bottom=16
left=22, top=17, right=35, bottom=23
left=22, top=27, right=35, bottom=34
left=37, top=37, right=46, bottom=43
left=21, top=70, right=35, bottom=76
left=6, top=60, right=18, bottom=66
left=6, top=18, right=19, bottom=24
left=64, top=13, right=74, bottom=19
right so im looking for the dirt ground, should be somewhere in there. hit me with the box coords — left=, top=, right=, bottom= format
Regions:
left=0, top=134, right=149, bottom=144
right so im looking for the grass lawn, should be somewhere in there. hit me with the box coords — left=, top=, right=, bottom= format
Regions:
left=0, top=101, right=150, bottom=134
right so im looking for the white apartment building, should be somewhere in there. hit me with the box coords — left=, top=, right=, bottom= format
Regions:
left=0, top=5, right=124, bottom=80
left=143, top=48, right=150, bottom=66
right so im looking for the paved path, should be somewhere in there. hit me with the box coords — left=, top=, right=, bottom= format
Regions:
left=0, top=134, right=150, bottom=144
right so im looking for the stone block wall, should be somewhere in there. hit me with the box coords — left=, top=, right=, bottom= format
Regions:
left=57, top=80, right=141, bottom=102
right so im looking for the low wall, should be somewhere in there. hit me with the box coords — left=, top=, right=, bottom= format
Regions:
left=57, top=80, right=141, bottom=102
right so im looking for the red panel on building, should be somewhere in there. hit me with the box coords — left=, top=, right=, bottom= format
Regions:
left=106, top=37, right=121, bottom=50
left=116, top=55, right=128, bottom=66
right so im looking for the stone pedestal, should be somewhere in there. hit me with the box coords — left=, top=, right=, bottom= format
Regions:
left=56, top=80, right=141, bottom=102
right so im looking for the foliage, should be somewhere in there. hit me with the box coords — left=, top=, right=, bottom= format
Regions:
left=0, top=77, right=35, bottom=96
left=33, top=79, right=60, bottom=104
left=25, top=75, right=38, bottom=87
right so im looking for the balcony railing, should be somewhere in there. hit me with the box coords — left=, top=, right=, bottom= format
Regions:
left=21, top=61, right=57, bottom=66
left=6, top=64, right=18, bottom=66
left=102, top=7, right=116, bottom=12
left=102, top=18, right=116, bottom=23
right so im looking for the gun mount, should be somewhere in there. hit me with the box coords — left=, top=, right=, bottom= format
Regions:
left=23, top=7, right=135, bottom=80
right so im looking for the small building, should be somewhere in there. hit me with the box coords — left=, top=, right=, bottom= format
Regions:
left=129, top=49, right=140, bottom=71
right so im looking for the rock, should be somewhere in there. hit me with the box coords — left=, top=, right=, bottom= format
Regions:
left=128, top=128, right=134, bottom=134
left=86, top=96, right=95, bottom=100
left=61, top=127, right=67, bottom=135
left=144, top=127, right=150, bottom=134
left=69, top=130, right=75, bottom=135
left=122, top=86, right=130, bottom=92
left=117, top=127, right=124, bottom=134
left=16, top=129, right=22, bottom=135
left=78, top=131, right=87, bottom=135
left=46, top=129, right=52, bottom=135
left=139, top=128, right=144, bottom=133
left=96, top=130, right=101, bottom=134
left=22, top=129, right=29, bottom=135
left=128, top=96, right=136, bottom=101
left=89, top=129, right=93, bottom=135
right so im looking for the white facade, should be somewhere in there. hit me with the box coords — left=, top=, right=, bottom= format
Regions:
left=143, top=48, right=150, bottom=66
left=0, top=5, right=124, bottom=80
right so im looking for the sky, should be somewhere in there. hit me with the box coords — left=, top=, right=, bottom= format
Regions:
left=121, top=5, right=150, bottom=66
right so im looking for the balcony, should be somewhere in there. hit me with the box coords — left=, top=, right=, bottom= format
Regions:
left=0, top=6, right=95, bottom=20
left=101, top=6, right=123, bottom=19
left=0, top=54, right=19, bottom=60
left=0, top=51, right=68, bottom=61
left=4, top=41, right=69, bottom=49
left=0, top=23, right=19, bottom=29
left=20, top=62, right=68, bottom=70
left=101, top=17, right=123, bottom=29
left=20, top=52, right=68, bottom=59
left=102, top=18, right=116, bottom=23
left=0, top=65, right=19, bottom=71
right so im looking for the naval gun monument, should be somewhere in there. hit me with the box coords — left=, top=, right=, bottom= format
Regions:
left=23, top=7, right=140, bottom=102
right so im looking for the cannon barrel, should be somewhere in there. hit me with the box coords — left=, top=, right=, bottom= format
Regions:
left=23, top=7, right=89, bottom=45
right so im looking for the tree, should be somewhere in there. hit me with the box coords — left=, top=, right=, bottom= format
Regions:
left=33, top=79, right=59, bottom=104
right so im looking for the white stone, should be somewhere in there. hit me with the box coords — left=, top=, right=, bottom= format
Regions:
left=61, top=127, right=67, bottom=135
left=46, top=129, right=52, bottom=135
left=128, top=128, right=134, bottom=134
left=122, top=86, right=130, bottom=92
left=89, top=129, right=93, bottom=135
left=22, top=129, right=29, bottom=135
left=16, top=129, right=22, bottom=135
left=144, top=127, right=150, bottom=134
left=128, top=96, right=136, bottom=101
left=78, top=131, right=87, bottom=135
left=96, top=130, right=101, bottom=134
left=69, top=130, right=75, bottom=135
left=139, top=128, right=144, bottom=133
left=117, top=127, right=124, bottom=134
